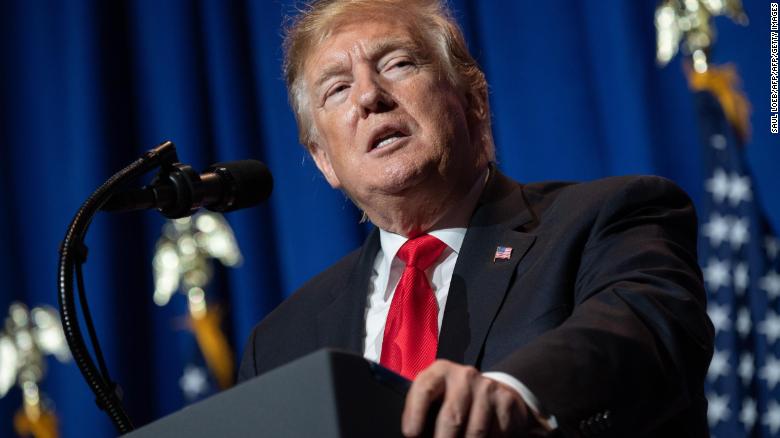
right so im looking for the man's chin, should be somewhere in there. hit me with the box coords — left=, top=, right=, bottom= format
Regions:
left=369, top=176, right=430, bottom=199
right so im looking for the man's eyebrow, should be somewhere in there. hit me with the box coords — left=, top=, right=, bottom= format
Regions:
left=313, top=62, right=350, bottom=89
left=312, top=38, right=422, bottom=89
left=364, top=37, right=420, bottom=60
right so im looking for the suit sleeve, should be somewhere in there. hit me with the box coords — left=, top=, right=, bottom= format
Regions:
left=490, top=176, right=714, bottom=436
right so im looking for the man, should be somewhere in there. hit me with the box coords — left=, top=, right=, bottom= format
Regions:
left=239, top=0, right=714, bottom=436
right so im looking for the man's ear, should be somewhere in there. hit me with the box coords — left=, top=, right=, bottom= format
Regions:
left=308, top=142, right=342, bottom=188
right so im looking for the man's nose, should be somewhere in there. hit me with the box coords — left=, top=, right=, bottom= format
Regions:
left=354, top=72, right=395, bottom=118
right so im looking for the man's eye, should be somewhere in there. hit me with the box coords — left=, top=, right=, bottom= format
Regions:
left=326, top=84, right=349, bottom=99
left=388, top=59, right=414, bottom=70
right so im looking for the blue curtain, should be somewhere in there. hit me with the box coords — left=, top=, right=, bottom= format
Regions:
left=0, top=1, right=775, bottom=437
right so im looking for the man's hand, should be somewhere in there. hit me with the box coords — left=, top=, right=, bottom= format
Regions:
left=402, top=360, right=542, bottom=437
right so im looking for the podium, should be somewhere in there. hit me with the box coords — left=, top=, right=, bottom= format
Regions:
left=124, top=349, right=425, bottom=437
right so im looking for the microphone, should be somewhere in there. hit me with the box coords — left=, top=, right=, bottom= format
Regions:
left=102, top=160, right=273, bottom=218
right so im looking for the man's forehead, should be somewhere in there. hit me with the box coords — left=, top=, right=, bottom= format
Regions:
left=317, top=28, right=421, bottom=61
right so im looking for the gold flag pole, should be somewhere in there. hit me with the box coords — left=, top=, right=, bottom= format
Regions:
left=1, top=303, right=71, bottom=438
left=655, top=0, right=751, bottom=141
left=152, top=212, right=243, bottom=392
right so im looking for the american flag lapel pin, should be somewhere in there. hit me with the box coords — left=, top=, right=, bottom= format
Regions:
left=493, top=246, right=512, bottom=262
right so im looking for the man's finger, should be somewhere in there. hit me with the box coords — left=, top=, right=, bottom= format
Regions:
left=464, top=378, right=495, bottom=438
left=433, top=366, right=478, bottom=438
left=402, top=363, right=449, bottom=437
left=492, top=385, right=524, bottom=433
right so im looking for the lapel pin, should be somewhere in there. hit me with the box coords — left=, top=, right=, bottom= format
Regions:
left=493, top=246, right=512, bottom=262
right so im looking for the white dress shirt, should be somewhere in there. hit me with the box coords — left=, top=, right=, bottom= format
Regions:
left=363, top=228, right=556, bottom=427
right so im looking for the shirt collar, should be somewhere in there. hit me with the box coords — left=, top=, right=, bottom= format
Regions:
left=376, top=166, right=487, bottom=267
left=378, top=228, right=466, bottom=270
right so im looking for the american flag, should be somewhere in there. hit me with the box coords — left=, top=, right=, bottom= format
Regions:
left=696, top=90, right=780, bottom=437
left=494, top=246, right=512, bottom=262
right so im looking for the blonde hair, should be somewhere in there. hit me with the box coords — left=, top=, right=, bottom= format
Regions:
left=283, top=0, right=494, bottom=159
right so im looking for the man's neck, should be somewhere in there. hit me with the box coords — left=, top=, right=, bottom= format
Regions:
left=368, top=166, right=490, bottom=237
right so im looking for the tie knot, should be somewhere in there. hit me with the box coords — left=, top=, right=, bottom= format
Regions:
left=397, top=234, right=447, bottom=270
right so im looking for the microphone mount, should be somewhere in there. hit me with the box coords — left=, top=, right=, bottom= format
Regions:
left=57, top=141, right=270, bottom=433
left=110, top=161, right=205, bottom=219
left=101, top=159, right=273, bottom=219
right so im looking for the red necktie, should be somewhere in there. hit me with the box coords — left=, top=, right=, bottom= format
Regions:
left=380, top=234, right=447, bottom=380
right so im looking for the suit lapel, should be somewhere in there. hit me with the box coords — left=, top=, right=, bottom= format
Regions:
left=438, top=172, right=536, bottom=366
left=316, top=229, right=380, bottom=354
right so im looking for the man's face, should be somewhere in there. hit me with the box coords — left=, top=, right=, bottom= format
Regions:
left=302, top=18, right=481, bottom=211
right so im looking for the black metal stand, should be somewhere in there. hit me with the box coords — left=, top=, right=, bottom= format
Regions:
left=57, top=141, right=179, bottom=433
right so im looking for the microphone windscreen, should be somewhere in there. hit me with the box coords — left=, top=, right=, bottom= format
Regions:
left=206, top=160, right=273, bottom=212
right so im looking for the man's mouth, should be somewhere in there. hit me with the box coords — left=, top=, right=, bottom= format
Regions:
left=368, top=126, right=411, bottom=152
left=374, top=132, right=407, bottom=149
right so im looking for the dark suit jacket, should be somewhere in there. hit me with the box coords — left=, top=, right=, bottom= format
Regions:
left=238, top=171, right=714, bottom=437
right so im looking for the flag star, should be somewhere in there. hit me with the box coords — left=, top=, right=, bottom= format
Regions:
left=763, top=400, right=780, bottom=435
left=707, top=392, right=731, bottom=426
left=702, top=213, right=731, bottom=247
left=179, top=365, right=209, bottom=401
left=708, top=303, right=732, bottom=333
left=734, top=263, right=749, bottom=295
left=760, top=270, right=780, bottom=299
left=767, top=237, right=779, bottom=259
left=740, top=398, right=757, bottom=431
left=738, top=353, right=755, bottom=385
left=704, top=258, right=731, bottom=291
left=710, top=134, right=727, bottom=150
left=759, top=311, right=780, bottom=344
left=729, top=218, right=749, bottom=250
left=707, top=349, right=731, bottom=381
left=758, top=355, right=780, bottom=389
left=736, top=308, right=752, bottom=338
left=727, top=173, right=752, bottom=206
left=705, top=169, right=730, bottom=204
